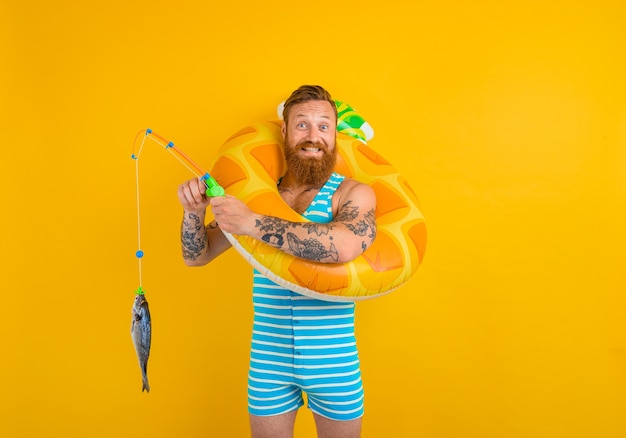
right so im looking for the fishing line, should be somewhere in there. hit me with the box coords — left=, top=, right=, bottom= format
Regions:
left=132, top=132, right=148, bottom=295
left=130, top=129, right=225, bottom=296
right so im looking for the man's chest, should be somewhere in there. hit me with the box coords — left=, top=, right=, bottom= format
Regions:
left=279, top=190, right=319, bottom=215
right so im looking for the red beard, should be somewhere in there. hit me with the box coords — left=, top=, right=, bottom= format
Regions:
left=284, top=138, right=337, bottom=187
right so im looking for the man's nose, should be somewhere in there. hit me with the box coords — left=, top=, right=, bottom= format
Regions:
left=304, top=128, right=320, bottom=143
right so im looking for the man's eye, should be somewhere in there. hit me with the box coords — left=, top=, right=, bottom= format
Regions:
left=320, top=125, right=329, bottom=130
left=297, top=122, right=306, bottom=128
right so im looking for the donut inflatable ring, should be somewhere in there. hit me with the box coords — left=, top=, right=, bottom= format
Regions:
left=208, top=121, right=426, bottom=301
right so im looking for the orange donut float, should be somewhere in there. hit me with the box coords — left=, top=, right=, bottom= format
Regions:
left=208, top=121, right=426, bottom=301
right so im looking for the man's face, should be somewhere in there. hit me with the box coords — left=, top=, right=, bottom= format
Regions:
left=282, top=100, right=337, bottom=186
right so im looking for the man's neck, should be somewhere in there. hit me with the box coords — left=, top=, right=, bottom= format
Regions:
left=278, top=171, right=331, bottom=195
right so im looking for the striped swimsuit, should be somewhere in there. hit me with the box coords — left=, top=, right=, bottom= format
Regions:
left=247, top=172, right=364, bottom=421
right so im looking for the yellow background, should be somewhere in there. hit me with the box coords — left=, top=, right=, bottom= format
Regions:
left=1, top=0, right=624, bottom=437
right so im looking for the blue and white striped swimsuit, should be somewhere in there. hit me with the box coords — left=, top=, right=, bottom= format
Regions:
left=247, top=172, right=364, bottom=421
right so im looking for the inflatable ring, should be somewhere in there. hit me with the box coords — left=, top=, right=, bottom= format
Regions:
left=208, top=121, right=426, bottom=301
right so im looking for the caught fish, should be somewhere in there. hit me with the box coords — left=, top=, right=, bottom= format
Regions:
left=131, top=292, right=151, bottom=392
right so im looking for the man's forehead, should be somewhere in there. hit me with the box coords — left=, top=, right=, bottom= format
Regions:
left=290, top=101, right=336, bottom=119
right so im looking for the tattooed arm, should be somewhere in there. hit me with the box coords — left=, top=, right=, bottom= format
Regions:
left=210, top=181, right=376, bottom=264
left=178, top=178, right=231, bottom=266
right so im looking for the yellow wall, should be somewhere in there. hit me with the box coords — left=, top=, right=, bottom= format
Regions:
left=1, top=1, right=624, bottom=437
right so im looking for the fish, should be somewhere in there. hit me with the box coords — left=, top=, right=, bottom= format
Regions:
left=131, top=292, right=151, bottom=392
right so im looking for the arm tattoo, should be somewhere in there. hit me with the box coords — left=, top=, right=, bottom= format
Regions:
left=355, top=208, right=377, bottom=240
left=255, top=216, right=338, bottom=262
left=181, top=213, right=207, bottom=260
left=302, top=222, right=333, bottom=236
left=256, top=216, right=291, bottom=248
left=335, top=201, right=359, bottom=222
left=337, top=202, right=377, bottom=239
left=365, top=208, right=377, bottom=240
left=253, top=202, right=376, bottom=262
left=287, top=233, right=339, bottom=262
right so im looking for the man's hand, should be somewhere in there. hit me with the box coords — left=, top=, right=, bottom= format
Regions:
left=210, top=195, right=259, bottom=235
left=178, top=178, right=211, bottom=214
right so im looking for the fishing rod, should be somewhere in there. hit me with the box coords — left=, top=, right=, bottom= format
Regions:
left=130, top=129, right=225, bottom=295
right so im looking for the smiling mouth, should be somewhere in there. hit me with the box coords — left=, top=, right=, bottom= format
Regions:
left=302, top=146, right=322, bottom=152
left=298, top=141, right=326, bottom=154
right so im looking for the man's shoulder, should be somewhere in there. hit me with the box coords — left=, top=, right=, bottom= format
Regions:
left=335, top=175, right=356, bottom=191
left=335, top=176, right=376, bottom=202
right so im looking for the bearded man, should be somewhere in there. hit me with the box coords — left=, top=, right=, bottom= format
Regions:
left=177, top=85, right=377, bottom=438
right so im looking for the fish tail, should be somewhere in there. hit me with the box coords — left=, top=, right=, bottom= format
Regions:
left=142, top=375, right=150, bottom=393
left=141, top=363, right=150, bottom=393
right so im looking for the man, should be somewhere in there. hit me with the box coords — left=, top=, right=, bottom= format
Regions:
left=177, top=85, right=376, bottom=438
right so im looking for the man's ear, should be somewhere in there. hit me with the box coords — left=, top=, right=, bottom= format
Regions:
left=281, top=122, right=286, bottom=138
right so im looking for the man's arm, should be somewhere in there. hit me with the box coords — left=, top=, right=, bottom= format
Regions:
left=210, top=182, right=376, bottom=264
left=178, top=178, right=231, bottom=266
